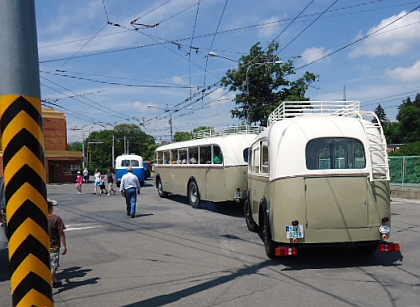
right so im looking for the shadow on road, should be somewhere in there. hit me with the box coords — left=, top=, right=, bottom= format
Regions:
left=56, top=266, right=99, bottom=292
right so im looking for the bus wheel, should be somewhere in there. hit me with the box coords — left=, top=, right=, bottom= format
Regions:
left=356, top=242, right=379, bottom=254
left=188, top=181, right=200, bottom=208
left=244, top=199, right=258, bottom=232
left=262, top=211, right=276, bottom=259
left=157, top=178, right=168, bottom=198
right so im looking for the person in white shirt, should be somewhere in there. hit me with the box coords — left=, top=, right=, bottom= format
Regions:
left=119, top=166, right=141, bottom=218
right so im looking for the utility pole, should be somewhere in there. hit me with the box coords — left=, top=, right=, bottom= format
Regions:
left=0, top=1, right=54, bottom=306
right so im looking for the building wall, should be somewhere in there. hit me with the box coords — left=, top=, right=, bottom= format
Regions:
left=1, top=108, right=83, bottom=183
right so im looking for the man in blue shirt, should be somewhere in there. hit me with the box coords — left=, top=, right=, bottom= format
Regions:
left=119, top=166, right=141, bottom=218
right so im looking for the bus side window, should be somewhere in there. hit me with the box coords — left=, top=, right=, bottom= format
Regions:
left=251, top=145, right=260, bottom=173
left=243, top=148, right=249, bottom=163
left=179, top=148, right=188, bottom=164
left=163, top=151, right=169, bottom=164
left=261, top=142, right=268, bottom=174
left=189, top=147, right=198, bottom=164
left=213, top=146, right=222, bottom=164
left=170, top=149, right=178, bottom=164
left=200, top=146, right=211, bottom=164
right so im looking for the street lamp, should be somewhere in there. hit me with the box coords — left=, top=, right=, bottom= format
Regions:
left=147, top=104, right=178, bottom=142
left=245, top=60, right=282, bottom=127
left=208, top=51, right=239, bottom=63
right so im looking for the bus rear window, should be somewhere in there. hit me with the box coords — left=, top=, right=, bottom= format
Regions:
left=306, top=138, right=366, bottom=170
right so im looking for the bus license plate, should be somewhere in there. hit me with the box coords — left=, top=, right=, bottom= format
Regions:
left=286, top=225, right=304, bottom=239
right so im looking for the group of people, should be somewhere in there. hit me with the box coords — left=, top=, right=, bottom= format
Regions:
left=92, top=168, right=117, bottom=196
left=49, top=164, right=142, bottom=289
left=75, top=167, right=118, bottom=195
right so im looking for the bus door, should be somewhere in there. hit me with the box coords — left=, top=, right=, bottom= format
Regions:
left=304, top=176, right=369, bottom=230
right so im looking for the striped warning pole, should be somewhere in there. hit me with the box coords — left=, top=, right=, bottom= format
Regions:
left=0, top=1, right=54, bottom=306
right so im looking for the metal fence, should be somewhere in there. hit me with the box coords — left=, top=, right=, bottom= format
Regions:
left=389, top=156, right=420, bottom=189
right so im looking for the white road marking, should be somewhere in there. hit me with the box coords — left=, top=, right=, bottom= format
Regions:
left=65, top=224, right=102, bottom=231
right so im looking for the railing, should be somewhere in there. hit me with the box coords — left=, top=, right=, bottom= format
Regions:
left=193, top=125, right=264, bottom=139
left=267, top=101, right=361, bottom=125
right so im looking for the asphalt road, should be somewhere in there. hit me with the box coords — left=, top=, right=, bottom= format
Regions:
left=0, top=178, right=419, bottom=307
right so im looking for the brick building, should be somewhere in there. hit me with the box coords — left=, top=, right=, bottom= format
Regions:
left=1, top=108, right=83, bottom=183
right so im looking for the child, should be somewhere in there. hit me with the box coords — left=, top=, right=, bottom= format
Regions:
left=99, top=175, right=108, bottom=195
left=76, top=171, right=83, bottom=194
left=48, top=199, right=67, bottom=288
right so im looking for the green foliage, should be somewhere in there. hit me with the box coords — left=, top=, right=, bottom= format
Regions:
left=85, top=124, right=156, bottom=171
left=68, top=141, right=82, bottom=151
left=173, top=131, right=192, bottom=142
left=374, top=104, right=388, bottom=124
left=389, top=141, right=420, bottom=156
left=383, top=122, right=401, bottom=144
left=220, top=41, right=318, bottom=126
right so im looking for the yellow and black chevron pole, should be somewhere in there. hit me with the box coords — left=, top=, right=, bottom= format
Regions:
left=0, top=1, right=54, bottom=306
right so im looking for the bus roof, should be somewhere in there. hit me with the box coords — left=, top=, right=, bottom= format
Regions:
left=262, top=115, right=374, bottom=178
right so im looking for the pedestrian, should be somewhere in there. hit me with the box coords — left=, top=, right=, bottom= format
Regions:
left=48, top=199, right=67, bottom=288
left=99, top=175, right=108, bottom=195
left=119, top=166, right=141, bottom=218
left=93, top=169, right=101, bottom=195
left=83, top=167, right=89, bottom=183
left=106, top=168, right=116, bottom=195
left=76, top=171, right=83, bottom=194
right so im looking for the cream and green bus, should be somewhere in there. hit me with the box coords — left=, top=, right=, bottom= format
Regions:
left=154, top=127, right=262, bottom=207
left=244, top=101, right=400, bottom=258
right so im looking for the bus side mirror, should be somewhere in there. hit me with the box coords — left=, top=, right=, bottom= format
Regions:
left=243, top=148, right=249, bottom=163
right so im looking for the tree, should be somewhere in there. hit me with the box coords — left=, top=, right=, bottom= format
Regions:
left=85, top=124, right=156, bottom=171
left=396, top=94, right=420, bottom=143
left=374, top=103, right=388, bottom=124
left=220, top=41, right=318, bottom=126
left=68, top=141, right=82, bottom=151
left=173, top=131, right=192, bottom=142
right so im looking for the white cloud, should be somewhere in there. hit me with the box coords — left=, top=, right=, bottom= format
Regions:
left=386, top=60, right=420, bottom=82
left=134, top=101, right=152, bottom=112
left=171, top=76, right=186, bottom=85
left=301, top=47, right=329, bottom=65
left=258, top=17, right=280, bottom=39
left=350, top=11, right=420, bottom=57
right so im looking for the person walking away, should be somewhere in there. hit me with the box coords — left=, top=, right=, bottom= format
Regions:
left=76, top=171, right=83, bottom=194
left=48, top=199, right=67, bottom=288
left=106, top=168, right=116, bottom=195
left=119, top=166, right=141, bottom=218
left=83, top=167, right=89, bottom=183
left=93, top=169, right=101, bottom=195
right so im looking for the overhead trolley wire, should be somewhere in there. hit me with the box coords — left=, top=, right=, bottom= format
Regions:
left=296, top=3, right=420, bottom=70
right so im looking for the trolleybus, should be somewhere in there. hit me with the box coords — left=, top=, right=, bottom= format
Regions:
left=115, top=154, right=145, bottom=187
left=244, top=101, right=400, bottom=258
left=154, top=126, right=262, bottom=207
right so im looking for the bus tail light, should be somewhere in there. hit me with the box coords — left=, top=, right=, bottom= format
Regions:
left=275, top=246, right=298, bottom=256
left=379, top=243, right=401, bottom=253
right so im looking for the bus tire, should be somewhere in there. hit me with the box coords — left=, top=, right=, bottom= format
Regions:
left=356, top=241, right=379, bottom=254
left=261, top=208, right=276, bottom=259
left=188, top=180, right=200, bottom=208
left=244, top=199, right=259, bottom=232
left=157, top=178, right=168, bottom=198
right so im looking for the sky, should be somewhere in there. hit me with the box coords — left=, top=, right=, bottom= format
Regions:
left=34, top=0, right=420, bottom=143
